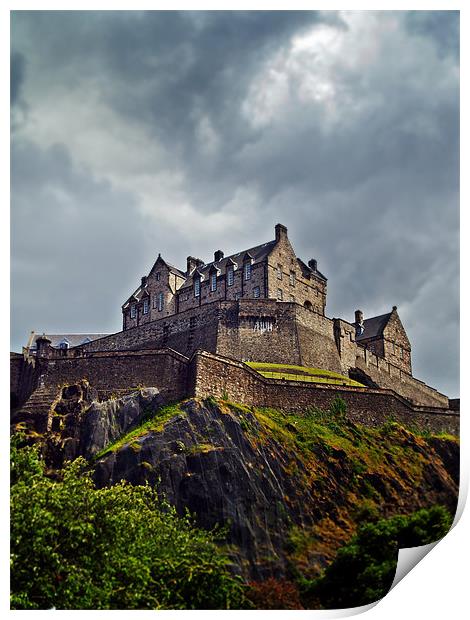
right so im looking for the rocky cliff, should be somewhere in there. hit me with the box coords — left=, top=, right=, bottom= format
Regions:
left=14, top=384, right=459, bottom=582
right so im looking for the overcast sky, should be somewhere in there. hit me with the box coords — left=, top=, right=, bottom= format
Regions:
left=10, top=10, right=459, bottom=397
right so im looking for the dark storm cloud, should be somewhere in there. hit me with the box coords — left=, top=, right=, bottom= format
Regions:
left=405, top=11, right=459, bottom=59
left=10, top=11, right=459, bottom=396
left=10, top=51, right=25, bottom=104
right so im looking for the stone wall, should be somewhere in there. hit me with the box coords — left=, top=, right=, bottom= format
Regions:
left=39, top=350, right=189, bottom=403
left=10, top=353, right=39, bottom=409
left=354, top=347, right=448, bottom=408
left=191, top=351, right=459, bottom=436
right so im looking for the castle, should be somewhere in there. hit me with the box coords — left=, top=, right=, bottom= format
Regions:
left=11, top=224, right=458, bottom=436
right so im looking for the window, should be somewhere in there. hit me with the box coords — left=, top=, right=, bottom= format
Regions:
left=210, top=272, right=217, bottom=292
left=253, top=286, right=260, bottom=298
left=156, top=272, right=161, bottom=281
left=158, top=292, right=164, bottom=311
left=152, top=294, right=158, bottom=309
left=290, top=294, right=295, bottom=302
left=277, top=289, right=283, bottom=300
left=227, top=266, right=234, bottom=286
left=143, top=298, right=149, bottom=314
left=235, top=292, right=241, bottom=301
left=289, top=271, right=295, bottom=286
left=59, top=340, right=69, bottom=350
left=130, top=304, right=137, bottom=318
left=277, top=264, right=282, bottom=280
left=244, top=262, right=252, bottom=281
left=254, top=318, right=273, bottom=333
left=194, top=278, right=200, bottom=297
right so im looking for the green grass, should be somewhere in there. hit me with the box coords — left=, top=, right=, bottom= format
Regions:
left=94, top=402, right=185, bottom=459
left=245, top=362, right=364, bottom=387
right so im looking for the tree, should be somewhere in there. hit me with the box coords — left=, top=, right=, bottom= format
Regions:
left=303, top=506, right=453, bottom=609
left=10, top=438, right=246, bottom=610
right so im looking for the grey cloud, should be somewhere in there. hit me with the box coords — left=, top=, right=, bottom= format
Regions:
left=10, top=51, right=25, bottom=104
left=405, top=11, right=459, bottom=59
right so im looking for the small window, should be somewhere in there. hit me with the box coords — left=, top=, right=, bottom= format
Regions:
left=210, top=272, right=217, bottom=292
left=235, top=292, right=241, bottom=301
left=158, top=292, right=164, bottom=311
left=277, top=264, right=282, bottom=280
left=143, top=298, right=149, bottom=314
left=290, top=294, right=295, bottom=302
left=152, top=294, right=157, bottom=309
left=253, top=286, right=260, bottom=298
left=227, top=266, right=234, bottom=286
left=59, top=340, right=69, bottom=350
left=277, top=288, right=283, bottom=301
left=289, top=271, right=295, bottom=286
left=156, top=272, right=161, bottom=281
left=194, top=278, right=201, bottom=297
left=244, top=262, right=252, bottom=281
left=130, top=304, right=137, bottom=319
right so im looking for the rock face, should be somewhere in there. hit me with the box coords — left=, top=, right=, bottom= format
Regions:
left=43, top=383, right=165, bottom=467
left=90, top=396, right=459, bottom=580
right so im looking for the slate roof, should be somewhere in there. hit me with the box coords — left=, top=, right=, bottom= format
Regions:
left=178, top=240, right=277, bottom=290
left=355, top=312, right=392, bottom=341
left=29, top=333, right=110, bottom=350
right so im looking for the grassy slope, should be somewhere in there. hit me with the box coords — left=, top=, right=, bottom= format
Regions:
left=245, top=362, right=364, bottom=387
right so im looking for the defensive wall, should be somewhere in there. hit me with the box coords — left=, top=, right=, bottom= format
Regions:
left=189, top=351, right=459, bottom=436
left=12, top=347, right=458, bottom=437
left=75, top=299, right=447, bottom=408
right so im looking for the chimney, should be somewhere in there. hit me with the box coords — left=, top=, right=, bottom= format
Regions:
left=186, top=256, right=204, bottom=275
left=354, top=310, right=364, bottom=337
left=141, top=276, right=147, bottom=287
left=214, top=250, right=224, bottom=262
left=275, top=223, right=288, bottom=242
left=308, top=259, right=317, bottom=272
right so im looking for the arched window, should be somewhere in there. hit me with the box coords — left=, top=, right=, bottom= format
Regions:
left=304, top=300, right=313, bottom=311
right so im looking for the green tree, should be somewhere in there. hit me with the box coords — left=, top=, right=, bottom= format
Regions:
left=10, top=438, right=246, bottom=610
left=303, top=506, right=453, bottom=609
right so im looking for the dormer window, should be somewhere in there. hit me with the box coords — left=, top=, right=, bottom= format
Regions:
left=130, top=304, right=137, bottom=319
left=244, top=262, right=252, bottom=281
left=194, top=277, right=201, bottom=297
left=59, top=339, right=69, bottom=350
left=227, top=266, right=234, bottom=286
left=158, top=292, right=164, bottom=311
left=143, top=298, right=149, bottom=314
left=210, top=272, right=217, bottom=292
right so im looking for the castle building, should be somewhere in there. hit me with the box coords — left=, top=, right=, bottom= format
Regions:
left=12, top=223, right=455, bottom=434
left=122, top=224, right=327, bottom=329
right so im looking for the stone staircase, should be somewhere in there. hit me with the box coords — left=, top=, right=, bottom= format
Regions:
left=12, top=383, right=60, bottom=433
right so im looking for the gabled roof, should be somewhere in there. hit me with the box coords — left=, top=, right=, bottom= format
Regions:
left=28, top=333, right=110, bottom=350
left=355, top=312, right=392, bottom=341
left=149, top=254, right=186, bottom=279
left=297, top=258, right=327, bottom=282
left=179, top=240, right=277, bottom=290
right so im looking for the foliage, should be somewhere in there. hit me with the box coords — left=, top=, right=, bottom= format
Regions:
left=301, top=506, right=453, bottom=609
left=10, top=438, right=247, bottom=610
left=246, top=578, right=303, bottom=610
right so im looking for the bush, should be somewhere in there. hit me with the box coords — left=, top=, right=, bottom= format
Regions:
left=246, top=578, right=303, bottom=609
left=302, top=505, right=453, bottom=609
left=10, top=438, right=246, bottom=610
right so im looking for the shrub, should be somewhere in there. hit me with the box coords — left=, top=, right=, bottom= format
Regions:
left=246, top=578, right=303, bottom=609
left=10, top=437, right=246, bottom=610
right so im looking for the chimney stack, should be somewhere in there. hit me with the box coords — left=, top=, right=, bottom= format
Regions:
left=275, top=223, right=288, bottom=242
left=354, top=310, right=364, bottom=337
left=214, top=250, right=224, bottom=262
left=308, top=259, right=318, bottom=272
left=186, top=256, right=204, bottom=275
